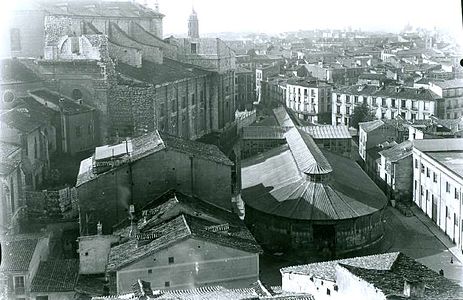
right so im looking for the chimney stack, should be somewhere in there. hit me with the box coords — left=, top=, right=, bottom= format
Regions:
left=403, top=278, right=425, bottom=298
left=97, top=221, right=103, bottom=235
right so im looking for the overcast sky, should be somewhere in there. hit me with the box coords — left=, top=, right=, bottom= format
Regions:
left=158, top=0, right=463, bottom=37
left=1, top=0, right=462, bottom=39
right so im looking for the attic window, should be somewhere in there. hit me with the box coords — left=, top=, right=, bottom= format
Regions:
left=191, top=43, right=197, bottom=54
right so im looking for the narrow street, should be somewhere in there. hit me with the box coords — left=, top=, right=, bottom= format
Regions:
left=383, top=205, right=463, bottom=285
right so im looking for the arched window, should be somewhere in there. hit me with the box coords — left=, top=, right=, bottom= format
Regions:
left=72, top=89, right=83, bottom=101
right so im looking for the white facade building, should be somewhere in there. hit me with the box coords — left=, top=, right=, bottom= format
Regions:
left=412, top=138, right=463, bottom=252
left=332, top=85, right=442, bottom=127
left=286, top=79, right=333, bottom=124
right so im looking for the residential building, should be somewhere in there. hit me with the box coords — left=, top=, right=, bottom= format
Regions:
left=286, top=78, right=333, bottom=124
left=0, top=99, right=53, bottom=190
left=378, top=140, right=413, bottom=200
left=256, top=63, right=281, bottom=103
left=27, top=89, right=97, bottom=155
left=30, top=259, right=79, bottom=300
left=0, top=233, right=50, bottom=299
left=0, top=142, right=25, bottom=234
left=281, top=252, right=463, bottom=300
left=356, top=73, right=387, bottom=87
left=76, top=130, right=234, bottom=235
left=332, top=85, right=442, bottom=128
left=106, top=190, right=262, bottom=293
left=236, top=66, right=256, bottom=111
left=412, top=138, right=463, bottom=252
left=429, top=79, right=463, bottom=119
left=358, top=120, right=397, bottom=162
left=261, top=76, right=287, bottom=107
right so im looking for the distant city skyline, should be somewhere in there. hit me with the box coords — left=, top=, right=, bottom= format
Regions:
left=159, top=0, right=463, bottom=38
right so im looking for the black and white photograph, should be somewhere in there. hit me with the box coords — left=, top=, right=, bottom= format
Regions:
left=0, top=0, right=462, bottom=299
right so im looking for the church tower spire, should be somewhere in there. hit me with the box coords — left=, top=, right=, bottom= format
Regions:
left=188, top=7, right=199, bottom=38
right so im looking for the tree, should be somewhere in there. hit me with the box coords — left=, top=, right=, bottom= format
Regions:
left=350, top=101, right=375, bottom=130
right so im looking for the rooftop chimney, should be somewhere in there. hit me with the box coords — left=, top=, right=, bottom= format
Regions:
left=403, top=279, right=425, bottom=298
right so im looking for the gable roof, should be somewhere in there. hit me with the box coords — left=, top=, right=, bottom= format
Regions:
left=299, top=125, right=351, bottom=140
left=359, top=120, right=385, bottom=133
left=107, top=214, right=261, bottom=272
left=280, top=252, right=400, bottom=280
left=30, top=259, right=79, bottom=293
left=379, top=140, right=413, bottom=162
left=76, top=131, right=232, bottom=187
left=340, top=253, right=463, bottom=299
left=0, top=236, right=39, bottom=272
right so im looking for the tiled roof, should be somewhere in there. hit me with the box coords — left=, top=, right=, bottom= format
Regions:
left=107, top=214, right=261, bottom=272
left=39, top=0, right=164, bottom=18
left=341, top=253, right=463, bottom=299
left=358, top=73, right=387, bottom=80
left=242, top=126, right=286, bottom=140
left=299, top=125, right=351, bottom=140
left=0, top=236, right=38, bottom=272
left=0, top=100, right=50, bottom=133
left=116, top=58, right=210, bottom=86
left=29, top=89, right=94, bottom=114
left=334, top=85, right=441, bottom=101
left=379, top=140, right=413, bottom=162
left=30, top=259, right=79, bottom=292
left=76, top=131, right=232, bottom=187
left=159, top=132, right=233, bottom=166
left=286, top=78, right=332, bottom=88
left=241, top=145, right=386, bottom=220
left=359, top=120, right=385, bottom=133
left=280, top=252, right=400, bottom=280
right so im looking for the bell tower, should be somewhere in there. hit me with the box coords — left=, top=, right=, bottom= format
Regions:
left=188, top=7, right=199, bottom=38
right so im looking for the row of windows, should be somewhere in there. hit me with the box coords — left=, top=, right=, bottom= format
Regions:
left=337, top=94, right=432, bottom=111
left=415, top=159, right=460, bottom=199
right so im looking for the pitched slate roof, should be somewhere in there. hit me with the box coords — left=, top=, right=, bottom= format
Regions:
left=30, top=259, right=79, bottom=293
left=107, top=214, right=261, bottom=272
left=0, top=236, right=39, bottom=272
left=426, top=152, right=463, bottom=179
left=241, top=145, right=386, bottom=220
left=431, top=79, right=463, bottom=89
left=340, top=253, right=463, bottom=299
left=299, top=125, right=351, bottom=140
left=280, top=252, right=400, bottom=280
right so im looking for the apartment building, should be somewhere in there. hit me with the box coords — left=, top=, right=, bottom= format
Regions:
left=412, top=139, right=463, bottom=252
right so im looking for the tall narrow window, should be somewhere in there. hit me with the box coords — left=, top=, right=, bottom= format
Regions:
left=10, top=28, right=21, bottom=51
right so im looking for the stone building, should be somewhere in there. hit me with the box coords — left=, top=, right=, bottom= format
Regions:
left=412, top=138, right=463, bottom=252
left=76, top=130, right=234, bottom=235
left=236, top=66, right=256, bottom=111
left=241, top=108, right=387, bottom=258
left=4, top=0, right=164, bottom=58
